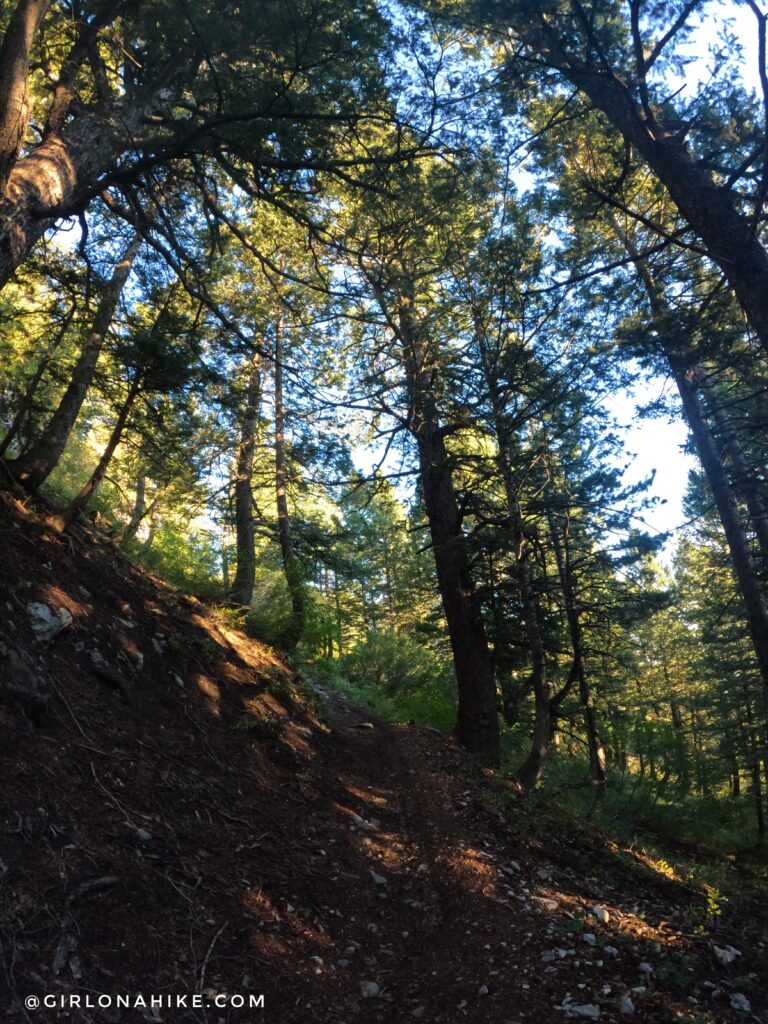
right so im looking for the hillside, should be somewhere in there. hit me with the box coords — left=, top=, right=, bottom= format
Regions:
left=0, top=496, right=766, bottom=1024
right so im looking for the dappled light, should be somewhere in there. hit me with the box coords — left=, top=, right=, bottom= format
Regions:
left=1, top=0, right=768, bottom=1019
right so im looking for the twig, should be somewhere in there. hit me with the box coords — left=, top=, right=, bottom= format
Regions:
left=197, top=921, right=228, bottom=995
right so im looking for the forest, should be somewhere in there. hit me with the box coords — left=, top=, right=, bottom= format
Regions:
left=0, top=1, right=768, bottom=1020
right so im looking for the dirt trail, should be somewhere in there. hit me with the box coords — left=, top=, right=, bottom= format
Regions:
left=297, top=687, right=767, bottom=1024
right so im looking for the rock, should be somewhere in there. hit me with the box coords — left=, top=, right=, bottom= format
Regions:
left=603, top=945, right=619, bottom=956
left=638, top=962, right=653, bottom=977
left=136, top=828, right=153, bottom=842
left=568, top=1004, right=600, bottom=1019
left=713, top=943, right=741, bottom=966
left=359, top=980, right=380, bottom=999
left=0, top=643, right=48, bottom=716
left=52, top=932, right=77, bottom=975
left=591, top=905, right=610, bottom=924
left=351, top=813, right=378, bottom=832
left=369, top=869, right=387, bottom=886
left=582, top=933, right=596, bottom=946
left=26, top=601, right=72, bottom=642
left=617, top=994, right=635, bottom=1015
left=478, top=985, right=489, bottom=996
left=730, top=993, right=751, bottom=1013
left=534, top=896, right=559, bottom=912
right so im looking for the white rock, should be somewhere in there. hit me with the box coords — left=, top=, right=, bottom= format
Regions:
left=569, top=1004, right=601, bottom=1019
left=359, top=980, right=380, bottom=999
left=713, top=944, right=741, bottom=966
left=603, top=945, right=619, bottom=956
left=730, top=993, right=751, bottom=1013
left=534, top=897, right=559, bottom=912
left=617, top=994, right=635, bottom=1014
left=27, top=602, right=72, bottom=641
left=135, top=828, right=153, bottom=842
left=591, top=905, right=610, bottom=924
left=582, top=933, right=597, bottom=946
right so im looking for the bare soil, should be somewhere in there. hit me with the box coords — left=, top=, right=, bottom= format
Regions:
left=0, top=495, right=766, bottom=1024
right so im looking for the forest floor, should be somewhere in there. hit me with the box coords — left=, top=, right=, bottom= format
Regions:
left=0, top=493, right=766, bottom=1024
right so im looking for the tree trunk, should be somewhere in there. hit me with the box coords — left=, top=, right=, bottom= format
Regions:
left=273, top=310, right=305, bottom=648
left=7, top=233, right=140, bottom=489
left=229, top=352, right=262, bottom=607
left=0, top=0, right=53, bottom=190
left=531, top=28, right=768, bottom=360
left=399, top=301, right=499, bottom=767
left=0, top=299, right=75, bottom=457
left=121, top=471, right=146, bottom=544
left=705, top=394, right=768, bottom=574
left=615, top=224, right=768, bottom=705
left=547, top=505, right=607, bottom=796
left=53, top=373, right=140, bottom=532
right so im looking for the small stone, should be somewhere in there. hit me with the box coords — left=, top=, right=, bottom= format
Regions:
left=638, top=962, right=653, bottom=977
left=568, top=1004, right=600, bottom=1019
left=478, top=985, right=489, bottom=996
left=603, top=945, right=619, bottom=956
left=730, top=993, right=751, bottom=1013
left=617, top=994, right=634, bottom=1015
left=27, top=602, right=72, bottom=642
left=369, top=869, right=387, bottom=886
left=534, top=897, right=559, bottom=912
left=136, top=828, right=153, bottom=842
left=582, top=933, right=596, bottom=946
left=713, top=944, right=741, bottom=966
left=591, top=905, right=610, bottom=924
left=359, top=980, right=380, bottom=999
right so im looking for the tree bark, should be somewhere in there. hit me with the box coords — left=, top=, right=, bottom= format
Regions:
left=0, top=0, right=53, bottom=190
left=547, top=504, right=607, bottom=795
left=705, top=394, right=768, bottom=574
left=273, top=310, right=305, bottom=648
left=53, top=372, right=140, bottom=532
left=398, top=298, right=499, bottom=767
left=528, top=23, right=768, bottom=360
left=615, top=223, right=768, bottom=704
left=229, top=352, right=262, bottom=607
left=6, top=233, right=140, bottom=489
left=121, top=471, right=146, bottom=544
left=475, top=325, right=550, bottom=785
left=0, top=299, right=75, bottom=457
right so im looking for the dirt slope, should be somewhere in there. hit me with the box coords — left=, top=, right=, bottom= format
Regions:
left=0, top=495, right=766, bottom=1024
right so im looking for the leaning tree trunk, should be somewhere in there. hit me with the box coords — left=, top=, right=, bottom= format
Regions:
left=273, top=311, right=305, bottom=649
left=0, top=0, right=53, bottom=190
left=229, top=352, right=262, bottom=607
left=6, top=233, right=140, bottom=489
left=529, top=24, right=768, bottom=362
left=705, top=393, right=768, bottom=575
left=53, top=372, right=140, bottom=532
left=615, top=224, right=768, bottom=705
left=399, top=301, right=499, bottom=767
